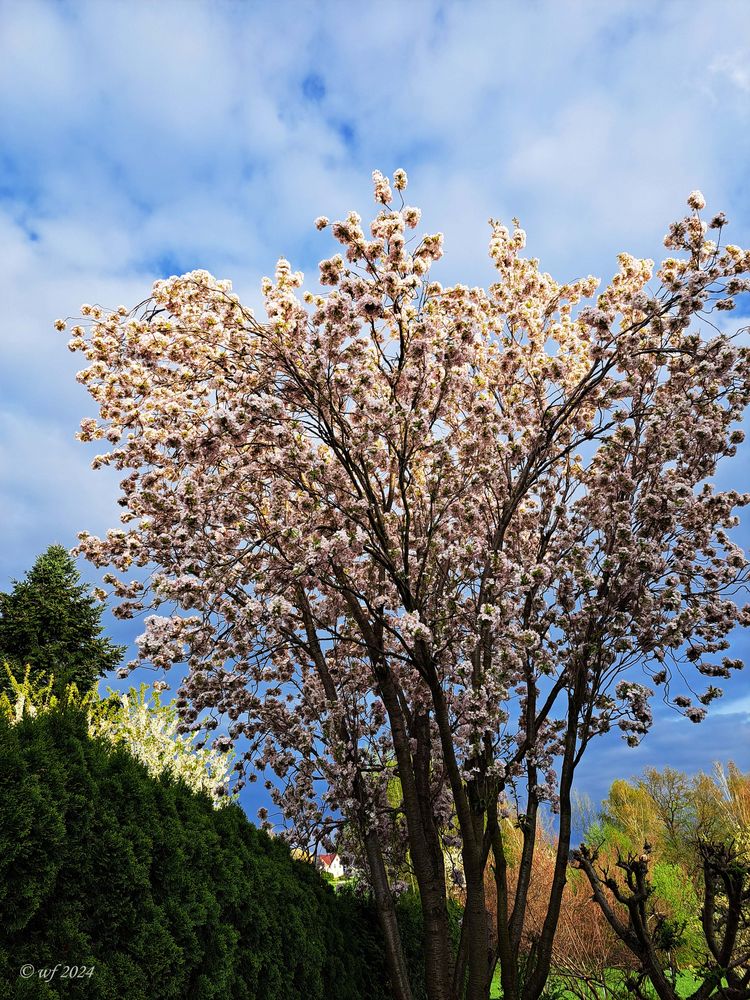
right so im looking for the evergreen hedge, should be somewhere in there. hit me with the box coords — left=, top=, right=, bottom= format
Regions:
left=0, top=707, right=389, bottom=1000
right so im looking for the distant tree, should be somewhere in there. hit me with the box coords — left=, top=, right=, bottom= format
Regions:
left=600, top=779, right=662, bottom=857
left=596, top=764, right=750, bottom=869
left=598, top=768, right=697, bottom=866
left=0, top=544, right=124, bottom=694
left=699, top=763, right=750, bottom=852
left=640, top=767, right=696, bottom=862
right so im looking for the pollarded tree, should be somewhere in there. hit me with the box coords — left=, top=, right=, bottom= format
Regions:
left=63, top=172, right=750, bottom=1000
left=0, top=544, right=124, bottom=694
left=572, top=840, right=750, bottom=1000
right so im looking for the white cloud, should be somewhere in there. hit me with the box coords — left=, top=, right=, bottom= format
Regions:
left=1, top=0, right=750, bottom=797
left=710, top=51, right=750, bottom=95
left=715, top=694, right=750, bottom=716
left=0, top=408, right=122, bottom=567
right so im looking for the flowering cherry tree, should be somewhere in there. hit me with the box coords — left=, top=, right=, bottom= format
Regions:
left=63, top=172, right=750, bottom=1000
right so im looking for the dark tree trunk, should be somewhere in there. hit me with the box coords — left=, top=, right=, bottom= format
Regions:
left=463, top=857, right=491, bottom=1000
left=339, top=595, right=455, bottom=999
left=522, top=694, right=580, bottom=1000
left=364, top=827, right=415, bottom=1000
left=379, top=675, right=454, bottom=1000
left=490, top=813, right=520, bottom=1000
left=297, top=590, right=415, bottom=1000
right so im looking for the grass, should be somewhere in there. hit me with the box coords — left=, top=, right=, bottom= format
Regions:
left=489, top=967, right=704, bottom=999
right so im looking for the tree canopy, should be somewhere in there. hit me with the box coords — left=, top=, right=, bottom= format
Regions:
left=64, top=171, right=750, bottom=1000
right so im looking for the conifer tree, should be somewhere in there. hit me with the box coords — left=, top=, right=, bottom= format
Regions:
left=0, top=544, right=124, bottom=694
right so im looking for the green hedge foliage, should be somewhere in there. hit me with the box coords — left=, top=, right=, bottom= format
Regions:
left=0, top=707, right=390, bottom=1000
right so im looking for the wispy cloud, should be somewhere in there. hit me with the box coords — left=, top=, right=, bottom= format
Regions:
left=714, top=693, right=750, bottom=716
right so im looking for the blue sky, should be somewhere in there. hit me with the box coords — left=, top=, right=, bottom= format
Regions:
left=1, top=0, right=750, bottom=818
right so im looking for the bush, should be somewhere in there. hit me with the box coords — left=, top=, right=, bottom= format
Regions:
left=0, top=707, right=388, bottom=1000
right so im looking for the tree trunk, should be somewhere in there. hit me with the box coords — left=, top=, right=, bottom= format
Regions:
left=522, top=695, right=579, bottom=1000
left=378, top=676, right=454, bottom=1000
left=363, top=826, right=415, bottom=1000
left=428, top=681, right=494, bottom=1000
left=451, top=915, right=469, bottom=999
left=422, top=881, right=455, bottom=1000
left=296, top=593, right=416, bottom=1000
left=491, top=816, right=520, bottom=1000
left=341, top=601, right=455, bottom=1000
left=463, top=858, right=492, bottom=1000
